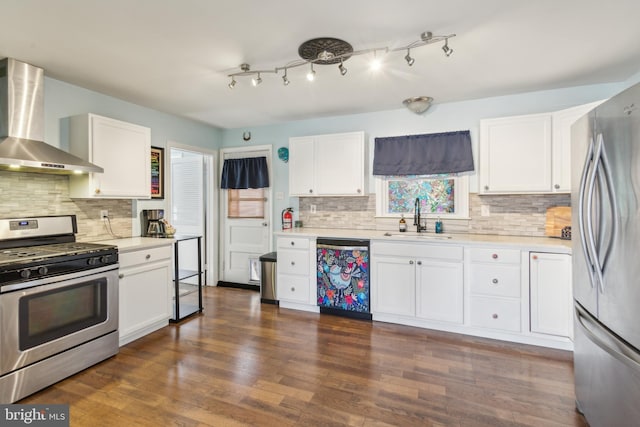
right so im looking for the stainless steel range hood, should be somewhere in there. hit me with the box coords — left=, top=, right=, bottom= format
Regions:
left=0, top=58, right=103, bottom=174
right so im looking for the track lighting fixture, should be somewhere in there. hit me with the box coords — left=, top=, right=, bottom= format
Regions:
left=404, top=49, right=415, bottom=66
left=338, top=58, right=347, bottom=76
left=226, top=30, right=455, bottom=88
left=442, top=39, right=453, bottom=57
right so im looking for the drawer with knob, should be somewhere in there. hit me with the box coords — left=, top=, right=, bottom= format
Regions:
left=469, top=264, right=520, bottom=298
left=118, top=245, right=172, bottom=269
left=277, top=274, right=309, bottom=303
left=468, top=247, right=520, bottom=264
left=470, top=296, right=521, bottom=332
left=277, top=237, right=310, bottom=250
left=277, top=249, right=309, bottom=275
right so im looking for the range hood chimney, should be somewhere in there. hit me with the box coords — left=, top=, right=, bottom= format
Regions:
left=0, top=58, right=103, bottom=174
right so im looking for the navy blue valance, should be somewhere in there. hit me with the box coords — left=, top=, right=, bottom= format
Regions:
left=373, top=130, right=474, bottom=176
left=220, top=156, right=270, bottom=189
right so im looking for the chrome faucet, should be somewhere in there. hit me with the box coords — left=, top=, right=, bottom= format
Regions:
left=414, top=198, right=426, bottom=233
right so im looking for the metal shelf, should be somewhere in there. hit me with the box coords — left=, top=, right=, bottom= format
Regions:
left=170, top=235, right=203, bottom=323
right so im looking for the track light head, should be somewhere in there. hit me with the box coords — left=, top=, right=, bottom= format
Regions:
left=442, top=40, right=453, bottom=57
left=404, top=50, right=415, bottom=66
left=338, top=59, right=347, bottom=76
left=228, top=78, right=236, bottom=89
left=307, top=63, right=316, bottom=81
left=252, top=73, right=262, bottom=86
left=282, top=70, right=290, bottom=86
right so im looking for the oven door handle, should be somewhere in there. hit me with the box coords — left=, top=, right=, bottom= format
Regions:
left=1, top=264, right=119, bottom=293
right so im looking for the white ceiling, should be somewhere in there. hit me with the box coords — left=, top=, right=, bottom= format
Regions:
left=1, top=0, right=639, bottom=129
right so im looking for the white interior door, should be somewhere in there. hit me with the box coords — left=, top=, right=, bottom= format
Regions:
left=221, top=147, right=272, bottom=284
left=168, top=144, right=217, bottom=286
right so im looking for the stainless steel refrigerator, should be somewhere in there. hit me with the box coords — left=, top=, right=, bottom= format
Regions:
left=572, top=82, right=640, bottom=426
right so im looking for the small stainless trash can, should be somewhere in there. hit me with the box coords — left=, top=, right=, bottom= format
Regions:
left=259, top=252, right=278, bottom=304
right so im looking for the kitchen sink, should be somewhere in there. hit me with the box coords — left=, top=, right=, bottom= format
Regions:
left=383, top=232, right=452, bottom=240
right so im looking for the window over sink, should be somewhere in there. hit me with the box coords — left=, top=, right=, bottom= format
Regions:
left=375, top=174, right=469, bottom=219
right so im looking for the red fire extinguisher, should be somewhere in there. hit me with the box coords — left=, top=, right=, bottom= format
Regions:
left=281, top=208, right=293, bottom=230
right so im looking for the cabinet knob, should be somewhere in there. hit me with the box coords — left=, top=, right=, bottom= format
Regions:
left=417, top=261, right=422, bottom=265
left=146, top=254, right=151, bottom=260
left=484, top=185, right=489, bottom=191
left=262, top=222, right=268, bottom=227
left=290, top=241, right=295, bottom=246
left=492, top=313, right=499, bottom=319
left=409, top=260, right=414, bottom=265
left=309, top=189, right=313, bottom=193
left=357, top=189, right=362, bottom=193
left=532, top=255, right=538, bottom=260
left=95, top=188, right=101, bottom=194
left=291, top=261, right=295, bottom=266
left=554, top=184, right=560, bottom=189
left=118, top=273, right=124, bottom=279
left=492, top=278, right=498, bottom=284
left=492, top=253, right=498, bottom=259
left=291, top=287, right=295, bottom=292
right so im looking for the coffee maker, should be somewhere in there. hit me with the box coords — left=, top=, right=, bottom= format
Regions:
left=141, top=209, right=165, bottom=237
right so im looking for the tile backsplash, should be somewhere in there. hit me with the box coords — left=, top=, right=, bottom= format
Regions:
left=298, top=193, right=571, bottom=237
left=0, top=171, right=132, bottom=241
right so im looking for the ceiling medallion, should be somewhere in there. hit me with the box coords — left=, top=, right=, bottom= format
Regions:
left=297, top=37, right=354, bottom=65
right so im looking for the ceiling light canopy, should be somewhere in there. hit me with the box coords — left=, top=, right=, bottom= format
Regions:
left=227, top=30, right=455, bottom=88
left=403, top=96, right=434, bottom=114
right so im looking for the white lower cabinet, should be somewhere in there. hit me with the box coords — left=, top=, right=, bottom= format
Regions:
left=529, top=252, right=572, bottom=338
left=118, top=244, right=172, bottom=346
left=467, top=247, right=522, bottom=333
left=372, top=242, right=464, bottom=324
left=276, top=237, right=316, bottom=310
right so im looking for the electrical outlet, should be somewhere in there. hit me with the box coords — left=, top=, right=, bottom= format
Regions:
left=310, top=204, right=316, bottom=214
left=100, top=210, right=108, bottom=219
left=480, top=205, right=490, bottom=217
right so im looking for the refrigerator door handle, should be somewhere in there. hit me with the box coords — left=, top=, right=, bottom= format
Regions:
left=585, top=136, right=603, bottom=288
left=575, top=303, right=640, bottom=372
left=578, top=136, right=597, bottom=288
left=596, top=133, right=619, bottom=290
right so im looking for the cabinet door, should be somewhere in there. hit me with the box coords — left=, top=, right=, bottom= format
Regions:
left=314, top=132, right=365, bottom=196
left=480, top=114, right=552, bottom=193
left=552, top=102, right=602, bottom=192
left=416, top=259, right=463, bottom=324
left=91, top=115, right=151, bottom=198
left=119, top=261, right=171, bottom=343
left=289, top=136, right=315, bottom=196
left=371, top=256, right=415, bottom=316
left=530, top=252, right=572, bottom=337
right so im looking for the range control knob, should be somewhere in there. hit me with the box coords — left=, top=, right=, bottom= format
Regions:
left=87, top=257, right=99, bottom=266
left=100, top=255, right=112, bottom=263
left=38, top=266, right=49, bottom=275
left=19, top=269, right=31, bottom=279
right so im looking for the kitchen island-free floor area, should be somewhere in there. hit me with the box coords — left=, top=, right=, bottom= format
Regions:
left=22, top=286, right=586, bottom=426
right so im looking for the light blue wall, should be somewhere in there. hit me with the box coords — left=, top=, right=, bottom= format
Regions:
left=220, top=81, right=625, bottom=226
left=44, top=77, right=222, bottom=152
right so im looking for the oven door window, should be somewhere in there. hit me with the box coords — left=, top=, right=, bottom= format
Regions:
left=19, top=278, right=108, bottom=351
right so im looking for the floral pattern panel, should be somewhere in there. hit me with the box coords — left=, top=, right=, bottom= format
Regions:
left=387, top=176, right=455, bottom=214
left=317, top=246, right=369, bottom=313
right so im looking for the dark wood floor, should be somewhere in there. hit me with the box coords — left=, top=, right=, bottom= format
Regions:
left=22, top=286, right=587, bottom=426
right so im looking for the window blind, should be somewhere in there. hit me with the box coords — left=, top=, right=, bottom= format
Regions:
left=373, top=130, right=474, bottom=176
left=220, top=156, right=270, bottom=189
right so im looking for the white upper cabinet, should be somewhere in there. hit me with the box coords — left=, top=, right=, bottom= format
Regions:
left=551, top=101, right=603, bottom=192
left=289, top=131, right=366, bottom=196
left=479, top=101, right=602, bottom=194
left=68, top=114, right=151, bottom=199
left=479, top=113, right=553, bottom=194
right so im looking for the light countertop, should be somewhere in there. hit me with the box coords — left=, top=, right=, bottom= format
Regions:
left=275, top=228, right=572, bottom=253
left=93, top=237, right=174, bottom=253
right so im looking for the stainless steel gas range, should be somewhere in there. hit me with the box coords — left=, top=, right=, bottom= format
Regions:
left=0, top=215, right=119, bottom=403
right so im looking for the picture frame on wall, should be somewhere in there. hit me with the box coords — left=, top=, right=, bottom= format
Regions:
left=150, top=146, right=164, bottom=199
